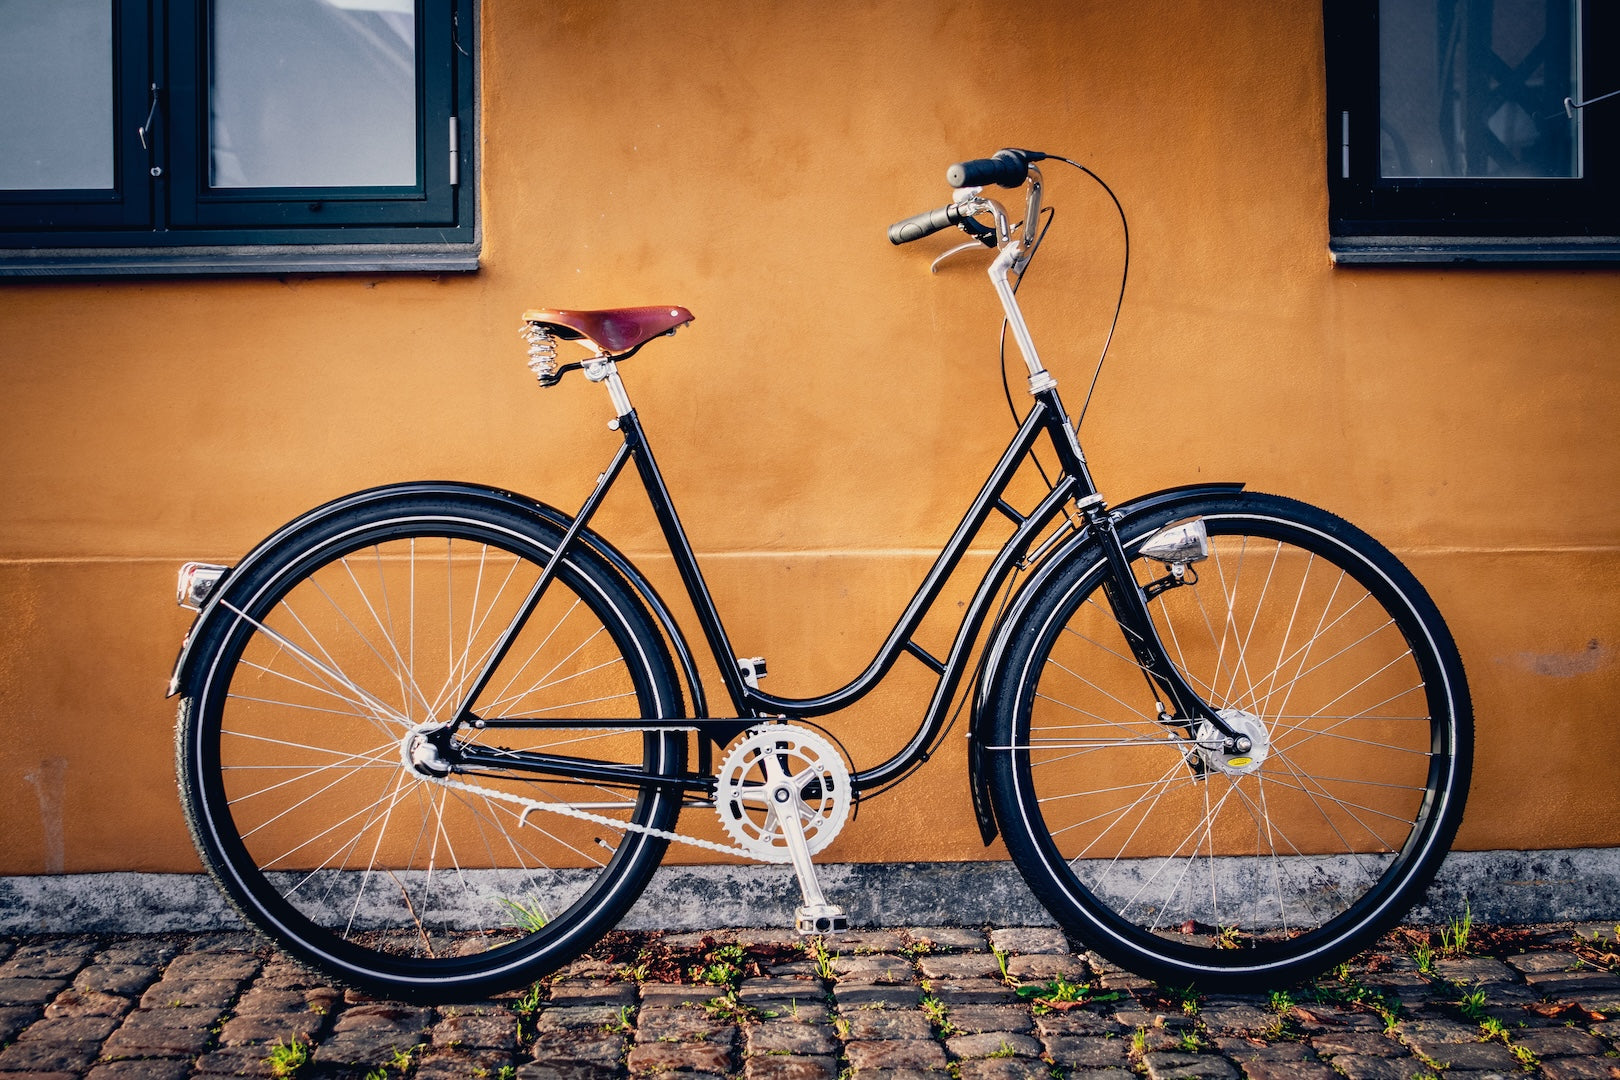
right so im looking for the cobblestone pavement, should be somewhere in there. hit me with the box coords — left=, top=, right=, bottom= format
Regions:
left=1, top=920, right=1618, bottom=1079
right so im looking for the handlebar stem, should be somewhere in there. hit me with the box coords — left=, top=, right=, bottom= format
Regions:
left=988, top=236, right=1050, bottom=393
left=953, top=167, right=1050, bottom=394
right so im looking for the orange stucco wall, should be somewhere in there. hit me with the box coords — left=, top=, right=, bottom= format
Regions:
left=2, top=0, right=1617, bottom=875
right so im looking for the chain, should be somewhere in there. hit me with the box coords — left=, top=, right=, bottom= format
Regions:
left=435, top=774, right=752, bottom=858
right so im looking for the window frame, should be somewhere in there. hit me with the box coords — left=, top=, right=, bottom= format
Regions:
left=1324, top=0, right=1620, bottom=264
left=0, top=0, right=477, bottom=277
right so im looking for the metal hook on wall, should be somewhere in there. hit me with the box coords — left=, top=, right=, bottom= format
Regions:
left=1564, top=88, right=1620, bottom=118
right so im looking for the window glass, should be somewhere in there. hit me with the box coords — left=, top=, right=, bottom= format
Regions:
left=0, top=0, right=114, bottom=190
left=1379, top=0, right=1580, bottom=179
left=209, top=0, right=418, bottom=189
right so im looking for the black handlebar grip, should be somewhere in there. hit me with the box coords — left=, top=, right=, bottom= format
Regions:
left=887, top=202, right=966, bottom=245
left=946, top=149, right=1033, bottom=189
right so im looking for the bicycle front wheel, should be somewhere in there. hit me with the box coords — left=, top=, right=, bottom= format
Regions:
left=988, top=492, right=1471, bottom=990
left=176, top=492, right=686, bottom=1000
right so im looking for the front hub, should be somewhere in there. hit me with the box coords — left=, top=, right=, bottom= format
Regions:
left=1193, top=709, right=1270, bottom=776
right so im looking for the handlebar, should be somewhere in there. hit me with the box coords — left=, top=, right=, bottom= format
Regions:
left=946, top=149, right=1041, bottom=189
left=886, top=147, right=1048, bottom=247
left=887, top=202, right=972, bottom=245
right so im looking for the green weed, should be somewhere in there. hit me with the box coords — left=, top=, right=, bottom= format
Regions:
left=1456, top=985, right=1488, bottom=1022
left=1165, top=984, right=1201, bottom=1016
left=264, top=1036, right=310, bottom=1080
left=691, top=942, right=747, bottom=988
left=512, top=981, right=546, bottom=1041
left=1413, top=938, right=1436, bottom=974
left=1014, top=974, right=1119, bottom=1013
left=1439, top=902, right=1474, bottom=957
left=603, top=1004, right=634, bottom=1033
left=702, top=991, right=758, bottom=1026
left=497, top=896, right=550, bottom=933
left=986, top=1038, right=1018, bottom=1059
left=806, top=938, right=839, bottom=981
left=920, top=994, right=958, bottom=1036
left=1306, top=973, right=1401, bottom=1033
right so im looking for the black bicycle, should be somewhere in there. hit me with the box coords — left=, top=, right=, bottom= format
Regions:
left=169, top=148, right=1471, bottom=1000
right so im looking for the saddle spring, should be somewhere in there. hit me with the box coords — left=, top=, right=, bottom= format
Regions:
left=520, top=321, right=561, bottom=386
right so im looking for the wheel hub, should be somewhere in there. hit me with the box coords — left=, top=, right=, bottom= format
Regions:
left=403, top=724, right=454, bottom=777
left=1194, top=709, right=1270, bottom=776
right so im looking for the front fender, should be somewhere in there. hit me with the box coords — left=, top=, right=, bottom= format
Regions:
left=166, top=481, right=706, bottom=715
left=966, top=482, right=1245, bottom=844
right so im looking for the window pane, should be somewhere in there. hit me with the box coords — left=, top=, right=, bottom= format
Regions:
left=210, top=0, right=418, bottom=188
left=0, top=0, right=114, bottom=190
left=1380, top=0, right=1580, bottom=178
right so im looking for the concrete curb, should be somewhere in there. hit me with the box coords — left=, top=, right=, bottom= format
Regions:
left=2, top=848, right=1617, bottom=935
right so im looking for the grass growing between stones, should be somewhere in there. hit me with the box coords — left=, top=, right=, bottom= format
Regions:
left=264, top=1035, right=310, bottom=1079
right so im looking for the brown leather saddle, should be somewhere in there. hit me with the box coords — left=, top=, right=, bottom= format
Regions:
left=521, top=305, right=694, bottom=356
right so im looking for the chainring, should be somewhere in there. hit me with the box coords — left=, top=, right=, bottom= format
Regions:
left=715, top=725, right=852, bottom=863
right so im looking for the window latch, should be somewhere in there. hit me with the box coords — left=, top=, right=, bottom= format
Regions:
left=1565, top=88, right=1620, bottom=119
left=138, top=83, right=161, bottom=151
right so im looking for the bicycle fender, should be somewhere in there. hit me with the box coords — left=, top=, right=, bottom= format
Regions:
left=166, top=481, right=708, bottom=717
left=965, top=481, right=1245, bottom=845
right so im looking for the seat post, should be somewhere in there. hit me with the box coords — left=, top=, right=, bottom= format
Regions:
left=584, top=358, right=634, bottom=417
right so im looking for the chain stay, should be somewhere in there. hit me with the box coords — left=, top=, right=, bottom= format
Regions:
left=436, top=775, right=751, bottom=858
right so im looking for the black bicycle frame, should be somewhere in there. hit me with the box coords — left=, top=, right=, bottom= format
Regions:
left=451, top=380, right=1232, bottom=798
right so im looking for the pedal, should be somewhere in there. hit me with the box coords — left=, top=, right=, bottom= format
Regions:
left=737, top=656, right=768, bottom=689
left=796, top=904, right=849, bottom=936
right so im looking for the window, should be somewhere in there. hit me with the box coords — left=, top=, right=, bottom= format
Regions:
left=0, top=0, right=475, bottom=277
left=1325, top=0, right=1620, bottom=262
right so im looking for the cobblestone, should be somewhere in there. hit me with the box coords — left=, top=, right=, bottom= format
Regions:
left=0, top=920, right=1611, bottom=1078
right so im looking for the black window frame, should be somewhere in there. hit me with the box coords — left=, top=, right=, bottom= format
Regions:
left=0, top=0, right=477, bottom=278
left=1325, top=0, right=1620, bottom=264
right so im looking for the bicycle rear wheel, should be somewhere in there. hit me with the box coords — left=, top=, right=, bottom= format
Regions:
left=988, top=492, right=1470, bottom=990
left=176, top=492, right=685, bottom=1000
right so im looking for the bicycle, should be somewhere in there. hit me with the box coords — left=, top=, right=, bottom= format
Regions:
left=169, top=148, right=1472, bottom=1001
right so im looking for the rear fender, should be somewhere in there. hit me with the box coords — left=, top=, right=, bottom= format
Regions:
left=166, top=481, right=707, bottom=716
left=966, top=482, right=1244, bottom=844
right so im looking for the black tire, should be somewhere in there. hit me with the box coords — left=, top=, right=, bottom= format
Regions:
left=176, top=492, right=685, bottom=1000
left=988, top=492, right=1471, bottom=990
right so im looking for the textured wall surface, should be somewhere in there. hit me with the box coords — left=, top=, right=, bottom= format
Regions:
left=1, top=1, right=1616, bottom=876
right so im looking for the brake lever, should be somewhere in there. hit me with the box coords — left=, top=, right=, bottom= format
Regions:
left=929, top=240, right=989, bottom=273
left=928, top=209, right=1002, bottom=272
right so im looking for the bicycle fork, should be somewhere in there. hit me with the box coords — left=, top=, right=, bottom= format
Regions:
left=1076, top=494, right=1246, bottom=748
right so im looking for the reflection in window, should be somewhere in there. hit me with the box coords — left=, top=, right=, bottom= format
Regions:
left=1379, top=0, right=1580, bottom=178
left=210, top=0, right=418, bottom=189
left=0, top=0, right=114, bottom=190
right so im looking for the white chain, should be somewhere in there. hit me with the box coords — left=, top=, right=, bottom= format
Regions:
left=435, top=774, right=752, bottom=858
